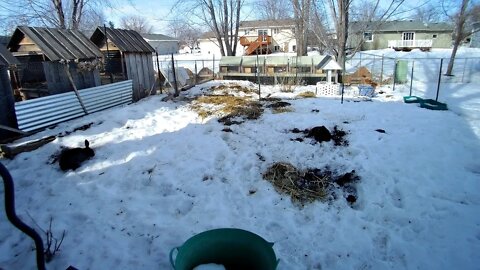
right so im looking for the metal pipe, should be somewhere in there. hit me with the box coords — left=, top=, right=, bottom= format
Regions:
left=0, top=162, right=45, bottom=270
left=409, top=61, right=415, bottom=96
left=436, top=59, right=443, bottom=101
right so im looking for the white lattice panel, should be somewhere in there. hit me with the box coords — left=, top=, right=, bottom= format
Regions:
left=316, top=83, right=340, bottom=96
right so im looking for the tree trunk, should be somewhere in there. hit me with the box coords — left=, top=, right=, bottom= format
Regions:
left=207, top=0, right=227, bottom=56
left=446, top=0, right=469, bottom=76
left=292, top=0, right=310, bottom=56
left=52, top=0, right=66, bottom=29
left=232, top=0, right=241, bottom=56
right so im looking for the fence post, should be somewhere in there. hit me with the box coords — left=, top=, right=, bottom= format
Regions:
left=380, top=54, right=384, bottom=84
left=194, top=60, right=198, bottom=85
left=409, top=61, right=415, bottom=96
left=213, top=54, right=215, bottom=80
left=171, top=53, right=179, bottom=96
left=392, top=60, right=397, bottom=92
left=371, top=55, right=376, bottom=77
left=436, top=59, right=443, bottom=101
left=155, top=52, right=162, bottom=94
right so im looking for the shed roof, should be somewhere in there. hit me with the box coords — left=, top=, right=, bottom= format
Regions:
left=8, top=26, right=103, bottom=61
left=320, top=56, right=342, bottom=70
left=220, top=56, right=243, bottom=66
left=142, top=33, right=178, bottom=42
left=91, top=27, right=155, bottom=53
left=0, top=45, right=20, bottom=66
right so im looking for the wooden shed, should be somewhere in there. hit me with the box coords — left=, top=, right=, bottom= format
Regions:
left=90, top=27, right=155, bottom=101
left=0, top=45, right=20, bottom=140
left=7, top=26, right=103, bottom=99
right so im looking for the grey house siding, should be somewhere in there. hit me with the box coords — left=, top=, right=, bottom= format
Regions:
left=357, top=31, right=452, bottom=50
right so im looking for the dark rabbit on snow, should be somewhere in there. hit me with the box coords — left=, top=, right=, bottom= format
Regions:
left=59, top=140, right=95, bottom=171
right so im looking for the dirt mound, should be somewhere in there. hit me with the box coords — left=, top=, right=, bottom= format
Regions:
left=291, top=125, right=349, bottom=146
left=263, top=162, right=360, bottom=206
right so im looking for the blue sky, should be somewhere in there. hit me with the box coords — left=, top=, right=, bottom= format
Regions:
left=104, top=0, right=435, bottom=35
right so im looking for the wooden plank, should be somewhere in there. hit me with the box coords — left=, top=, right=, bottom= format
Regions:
left=146, top=55, right=155, bottom=91
left=135, top=53, right=145, bottom=99
left=126, top=54, right=139, bottom=101
left=0, top=124, right=28, bottom=135
left=0, top=136, right=55, bottom=159
left=141, top=54, right=150, bottom=97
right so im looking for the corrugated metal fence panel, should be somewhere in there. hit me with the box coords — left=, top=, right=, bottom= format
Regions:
left=80, top=80, right=132, bottom=113
left=15, top=80, right=133, bottom=132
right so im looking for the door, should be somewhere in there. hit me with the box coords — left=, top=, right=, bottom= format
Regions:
left=402, top=32, right=415, bottom=47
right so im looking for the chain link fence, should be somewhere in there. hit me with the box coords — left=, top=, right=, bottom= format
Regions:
left=153, top=54, right=219, bottom=91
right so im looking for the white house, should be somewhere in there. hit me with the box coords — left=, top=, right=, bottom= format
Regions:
left=198, top=19, right=297, bottom=56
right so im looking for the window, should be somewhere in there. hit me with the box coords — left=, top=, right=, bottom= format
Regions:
left=258, top=29, right=268, bottom=36
left=432, top=34, right=438, bottom=39
left=272, top=28, right=279, bottom=34
left=245, top=29, right=250, bottom=35
left=402, top=32, right=415, bottom=41
left=363, top=32, right=373, bottom=42
left=274, top=45, right=280, bottom=51
left=292, top=45, right=296, bottom=52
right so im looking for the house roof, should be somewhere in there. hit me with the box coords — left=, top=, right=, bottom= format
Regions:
left=141, top=33, right=178, bottom=42
left=90, top=27, right=155, bottom=53
left=0, top=45, right=19, bottom=66
left=239, top=19, right=296, bottom=29
left=8, top=26, right=103, bottom=61
left=351, top=20, right=453, bottom=33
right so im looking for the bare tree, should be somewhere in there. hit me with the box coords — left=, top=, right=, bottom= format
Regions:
left=445, top=0, right=469, bottom=76
left=0, top=0, right=110, bottom=32
left=168, top=19, right=201, bottom=51
left=120, top=15, right=153, bottom=34
left=292, top=0, right=311, bottom=56
left=412, top=3, right=446, bottom=23
left=172, top=0, right=245, bottom=56
left=256, top=0, right=292, bottom=20
left=312, top=0, right=405, bottom=70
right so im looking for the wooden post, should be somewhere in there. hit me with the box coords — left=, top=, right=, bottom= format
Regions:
left=120, top=52, right=126, bottom=80
left=104, top=24, right=113, bottom=84
left=64, top=63, right=88, bottom=115
left=0, top=65, right=19, bottom=140
left=380, top=54, right=384, bottom=84
left=194, top=60, right=198, bottom=85
left=171, top=54, right=179, bottom=96
left=155, top=52, right=162, bottom=94
left=212, top=54, right=215, bottom=80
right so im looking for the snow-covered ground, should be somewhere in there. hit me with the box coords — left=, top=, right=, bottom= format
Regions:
left=0, top=49, right=479, bottom=270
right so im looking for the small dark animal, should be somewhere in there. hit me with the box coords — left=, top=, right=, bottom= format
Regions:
left=59, top=140, right=95, bottom=171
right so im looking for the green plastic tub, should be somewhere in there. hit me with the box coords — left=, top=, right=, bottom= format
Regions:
left=403, top=96, right=423, bottom=103
left=420, top=99, right=448, bottom=111
left=170, top=228, right=279, bottom=270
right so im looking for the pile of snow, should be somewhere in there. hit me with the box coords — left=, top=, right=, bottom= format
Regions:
left=0, top=53, right=479, bottom=270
